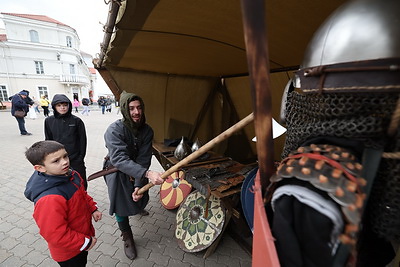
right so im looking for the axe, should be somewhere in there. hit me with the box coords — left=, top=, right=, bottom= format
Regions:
left=137, top=112, right=254, bottom=195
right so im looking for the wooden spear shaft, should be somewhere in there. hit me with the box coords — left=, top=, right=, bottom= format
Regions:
left=137, top=112, right=255, bottom=195
left=241, top=0, right=275, bottom=193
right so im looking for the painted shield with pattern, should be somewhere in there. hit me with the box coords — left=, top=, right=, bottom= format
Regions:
left=175, top=190, right=225, bottom=252
left=160, top=170, right=192, bottom=209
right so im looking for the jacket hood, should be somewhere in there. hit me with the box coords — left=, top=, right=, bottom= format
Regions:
left=51, top=94, right=72, bottom=118
left=24, top=171, right=71, bottom=203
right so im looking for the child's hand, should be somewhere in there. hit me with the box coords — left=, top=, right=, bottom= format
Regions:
left=87, top=237, right=97, bottom=251
left=92, top=210, right=102, bottom=222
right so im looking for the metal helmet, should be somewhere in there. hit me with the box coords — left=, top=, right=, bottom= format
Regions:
left=294, top=0, right=400, bottom=93
left=302, top=0, right=400, bottom=68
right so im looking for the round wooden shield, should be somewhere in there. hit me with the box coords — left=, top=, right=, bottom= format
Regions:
left=160, top=170, right=192, bottom=209
left=175, top=190, right=225, bottom=252
left=241, top=167, right=258, bottom=233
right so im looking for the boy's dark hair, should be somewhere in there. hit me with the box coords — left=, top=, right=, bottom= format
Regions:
left=26, top=140, right=65, bottom=166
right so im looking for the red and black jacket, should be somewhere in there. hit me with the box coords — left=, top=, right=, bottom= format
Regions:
left=24, top=169, right=97, bottom=262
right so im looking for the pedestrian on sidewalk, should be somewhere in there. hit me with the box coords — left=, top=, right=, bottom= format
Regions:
left=103, top=91, right=164, bottom=260
left=40, top=95, right=51, bottom=117
left=45, top=94, right=88, bottom=189
left=81, top=98, right=90, bottom=116
left=11, top=91, right=32, bottom=135
left=24, top=140, right=102, bottom=266
left=32, top=96, right=41, bottom=114
left=73, top=98, right=80, bottom=113
left=98, top=96, right=106, bottom=114
left=105, top=96, right=112, bottom=113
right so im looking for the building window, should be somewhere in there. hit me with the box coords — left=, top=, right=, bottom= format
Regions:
left=66, top=36, right=72, bottom=48
left=70, top=64, right=75, bottom=74
left=38, top=86, right=48, bottom=97
left=34, top=61, right=44, bottom=74
left=29, top=30, right=39, bottom=43
left=77, top=56, right=83, bottom=64
left=0, top=85, right=8, bottom=101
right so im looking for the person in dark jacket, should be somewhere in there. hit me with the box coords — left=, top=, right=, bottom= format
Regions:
left=81, top=98, right=90, bottom=116
left=105, top=96, right=112, bottom=113
left=98, top=96, right=106, bottom=114
left=11, top=91, right=32, bottom=135
left=9, top=89, right=34, bottom=105
left=103, top=91, right=164, bottom=260
left=24, top=140, right=102, bottom=266
left=45, top=94, right=88, bottom=189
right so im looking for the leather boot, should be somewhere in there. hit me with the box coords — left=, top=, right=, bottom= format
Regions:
left=121, top=229, right=137, bottom=260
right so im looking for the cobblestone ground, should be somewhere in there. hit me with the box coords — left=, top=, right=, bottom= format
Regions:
left=0, top=108, right=252, bottom=267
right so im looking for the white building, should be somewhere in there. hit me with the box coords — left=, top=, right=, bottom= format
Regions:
left=0, top=13, right=96, bottom=108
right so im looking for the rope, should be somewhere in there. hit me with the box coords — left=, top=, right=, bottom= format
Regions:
left=382, top=152, right=400, bottom=159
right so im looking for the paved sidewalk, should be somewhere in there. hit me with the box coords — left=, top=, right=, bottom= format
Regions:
left=0, top=109, right=252, bottom=267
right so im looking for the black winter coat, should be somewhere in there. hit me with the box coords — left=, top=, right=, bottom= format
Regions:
left=44, top=94, right=87, bottom=163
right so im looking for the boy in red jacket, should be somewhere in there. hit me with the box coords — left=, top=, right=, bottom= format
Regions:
left=24, top=140, right=102, bottom=266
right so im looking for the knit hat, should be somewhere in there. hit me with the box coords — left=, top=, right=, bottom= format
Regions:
left=19, top=91, right=28, bottom=96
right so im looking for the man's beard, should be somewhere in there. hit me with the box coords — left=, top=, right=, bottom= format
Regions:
left=131, top=116, right=143, bottom=126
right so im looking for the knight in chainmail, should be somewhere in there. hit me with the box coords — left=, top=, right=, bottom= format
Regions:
left=268, top=0, right=400, bottom=266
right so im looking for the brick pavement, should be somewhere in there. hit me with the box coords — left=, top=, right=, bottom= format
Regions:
left=0, top=108, right=252, bottom=267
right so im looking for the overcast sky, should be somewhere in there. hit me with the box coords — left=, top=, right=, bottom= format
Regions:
left=0, top=0, right=110, bottom=57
